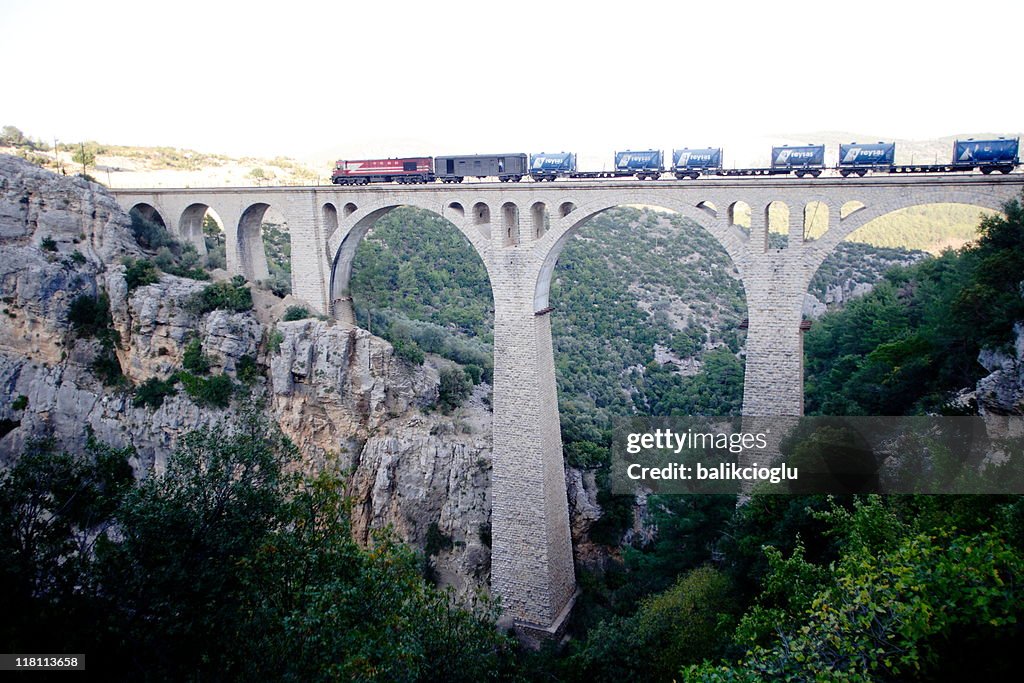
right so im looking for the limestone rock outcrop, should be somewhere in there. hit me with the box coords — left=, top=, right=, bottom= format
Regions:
left=976, top=323, right=1024, bottom=416
left=0, top=154, right=610, bottom=600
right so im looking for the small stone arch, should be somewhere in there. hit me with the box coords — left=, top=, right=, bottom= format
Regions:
left=558, top=201, right=576, bottom=218
left=323, top=202, right=339, bottom=238
left=696, top=201, right=718, bottom=218
left=343, top=202, right=357, bottom=218
left=502, top=202, right=520, bottom=247
left=473, top=202, right=491, bottom=239
left=728, top=201, right=751, bottom=232
left=766, top=201, right=790, bottom=250
left=840, top=200, right=867, bottom=221
left=448, top=201, right=465, bottom=218
left=531, top=201, right=550, bottom=239
left=803, top=201, right=829, bottom=241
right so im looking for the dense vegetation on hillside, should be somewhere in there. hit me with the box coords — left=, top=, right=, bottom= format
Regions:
left=806, top=197, right=1024, bottom=415
left=0, top=414, right=515, bottom=681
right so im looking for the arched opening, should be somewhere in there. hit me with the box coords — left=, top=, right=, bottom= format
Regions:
left=540, top=202, right=748, bottom=425
left=841, top=203, right=999, bottom=254
left=559, top=202, right=576, bottom=218
left=448, top=202, right=465, bottom=219
left=323, top=202, right=339, bottom=238
left=178, top=203, right=217, bottom=256
left=129, top=203, right=167, bottom=231
left=343, top=202, right=357, bottom=218
left=502, top=202, right=520, bottom=247
left=199, top=208, right=227, bottom=269
left=237, top=203, right=291, bottom=294
left=803, top=200, right=1003, bottom=414
left=696, top=201, right=717, bottom=218
left=766, top=201, right=790, bottom=249
left=803, top=201, right=829, bottom=241
left=840, top=200, right=866, bottom=221
left=472, top=202, right=491, bottom=239
left=531, top=202, right=550, bottom=239
left=728, top=201, right=751, bottom=234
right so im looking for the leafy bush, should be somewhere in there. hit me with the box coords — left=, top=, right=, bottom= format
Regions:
left=425, top=522, right=453, bottom=557
left=11, top=395, right=28, bottom=411
left=178, top=372, right=234, bottom=408
left=70, top=250, right=86, bottom=265
left=182, top=338, right=211, bottom=375
left=67, top=292, right=125, bottom=386
left=236, top=355, right=261, bottom=384
left=154, top=244, right=209, bottom=281
left=392, top=336, right=424, bottom=366
left=463, top=364, right=483, bottom=385
left=569, top=567, right=738, bottom=682
left=129, top=210, right=173, bottom=251
left=133, top=377, right=178, bottom=409
left=267, top=329, right=285, bottom=354
left=123, top=258, right=160, bottom=291
left=187, top=277, right=252, bottom=315
left=438, top=367, right=472, bottom=412
left=40, top=236, right=57, bottom=252
left=281, top=306, right=311, bottom=321
left=68, top=293, right=109, bottom=337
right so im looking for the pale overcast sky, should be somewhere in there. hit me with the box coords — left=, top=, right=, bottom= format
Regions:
left=2, top=0, right=1021, bottom=168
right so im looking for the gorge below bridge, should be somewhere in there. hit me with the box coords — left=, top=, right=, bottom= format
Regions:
left=112, top=174, right=1024, bottom=637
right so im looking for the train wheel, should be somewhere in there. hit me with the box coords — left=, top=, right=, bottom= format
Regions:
left=857, top=170, right=867, bottom=177
left=981, top=168, right=993, bottom=175
left=1001, top=167, right=1013, bottom=174
left=811, top=170, right=822, bottom=178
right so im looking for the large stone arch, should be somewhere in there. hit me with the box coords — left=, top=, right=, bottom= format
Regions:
left=804, top=189, right=1013, bottom=279
left=177, top=203, right=219, bottom=255
left=533, top=196, right=750, bottom=311
left=328, top=204, right=492, bottom=319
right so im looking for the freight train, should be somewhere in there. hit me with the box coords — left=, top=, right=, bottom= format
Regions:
left=330, top=138, right=1020, bottom=185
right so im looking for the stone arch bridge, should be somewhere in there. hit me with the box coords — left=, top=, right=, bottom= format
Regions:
left=112, top=174, right=1024, bottom=637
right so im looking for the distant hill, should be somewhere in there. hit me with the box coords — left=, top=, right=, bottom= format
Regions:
left=0, top=134, right=325, bottom=188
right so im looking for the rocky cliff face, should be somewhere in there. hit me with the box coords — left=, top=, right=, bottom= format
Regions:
left=976, top=323, right=1024, bottom=416
left=0, top=155, right=614, bottom=602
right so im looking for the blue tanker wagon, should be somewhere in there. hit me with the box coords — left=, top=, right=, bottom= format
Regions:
left=672, top=148, right=724, bottom=179
left=330, top=137, right=1020, bottom=185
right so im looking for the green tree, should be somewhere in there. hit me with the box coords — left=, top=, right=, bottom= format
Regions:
left=71, top=144, right=96, bottom=171
left=0, top=125, right=28, bottom=147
